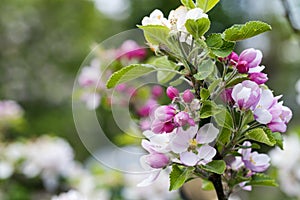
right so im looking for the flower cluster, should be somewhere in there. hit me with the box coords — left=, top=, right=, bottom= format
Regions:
left=106, top=1, right=293, bottom=199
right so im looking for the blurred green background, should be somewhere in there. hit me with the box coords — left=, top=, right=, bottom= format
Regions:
left=0, top=0, right=299, bottom=199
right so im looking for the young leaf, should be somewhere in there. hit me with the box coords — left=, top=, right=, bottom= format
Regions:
left=246, top=173, right=278, bottom=187
left=169, top=165, right=194, bottom=191
left=196, top=0, right=220, bottom=12
left=149, top=56, right=179, bottom=83
left=210, top=40, right=235, bottom=58
left=213, top=106, right=234, bottom=130
left=200, top=100, right=222, bottom=118
left=223, top=21, right=272, bottom=41
left=202, top=179, right=214, bottom=190
left=217, top=128, right=231, bottom=146
left=138, top=25, right=170, bottom=45
left=185, top=18, right=211, bottom=39
left=106, top=64, right=156, bottom=88
left=206, top=33, right=223, bottom=48
left=208, top=78, right=222, bottom=93
left=245, top=128, right=276, bottom=146
left=181, top=0, right=196, bottom=9
left=272, top=132, right=283, bottom=150
left=200, top=88, right=210, bottom=100
left=194, top=59, right=215, bottom=80
left=202, top=160, right=226, bottom=174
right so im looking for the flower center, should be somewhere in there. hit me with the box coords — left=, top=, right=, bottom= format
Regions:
left=250, top=156, right=256, bottom=164
left=188, top=139, right=198, bottom=151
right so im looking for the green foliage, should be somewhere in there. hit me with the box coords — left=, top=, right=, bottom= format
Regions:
left=206, top=33, right=235, bottom=57
left=149, top=56, right=178, bottom=83
left=181, top=0, right=196, bottom=9
left=217, top=128, right=231, bottom=146
left=213, top=107, right=234, bottom=130
left=272, top=132, right=284, bottom=150
left=223, top=21, right=272, bottom=41
left=194, top=59, right=215, bottom=80
left=185, top=18, right=211, bottom=39
left=106, top=64, right=156, bottom=88
left=245, top=128, right=276, bottom=146
left=138, top=25, right=170, bottom=46
left=169, top=165, right=194, bottom=191
left=199, top=100, right=222, bottom=118
left=202, top=160, right=226, bottom=174
left=226, top=75, right=249, bottom=87
left=246, top=173, right=278, bottom=187
left=196, top=0, right=220, bottom=12
left=200, top=88, right=210, bottom=100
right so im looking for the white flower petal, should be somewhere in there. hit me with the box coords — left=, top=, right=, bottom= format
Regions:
left=254, top=108, right=272, bottom=124
left=197, top=145, right=216, bottom=162
left=137, top=170, right=161, bottom=187
left=180, top=151, right=199, bottom=166
left=248, top=65, right=265, bottom=73
left=170, top=126, right=198, bottom=153
left=196, top=123, right=219, bottom=144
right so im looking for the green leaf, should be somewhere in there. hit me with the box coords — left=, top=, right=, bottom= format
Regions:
left=272, top=132, right=283, bottom=150
left=149, top=56, right=178, bottom=83
left=200, top=100, right=222, bottom=118
left=206, top=33, right=223, bottom=48
left=194, top=59, right=215, bottom=80
left=206, top=33, right=235, bottom=57
left=213, top=106, right=234, bottom=130
left=208, top=78, right=222, bottom=93
left=226, top=75, right=248, bottom=87
left=181, top=0, right=196, bottom=9
left=169, top=165, right=194, bottom=191
left=245, top=128, right=276, bottom=146
left=106, top=64, right=156, bottom=88
left=202, top=160, right=226, bottom=174
left=200, top=88, right=210, bottom=100
left=202, top=179, right=214, bottom=190
left=138, top=25, right=170, bottom=45
left=211, top=40, right=235, bottom=58
left=223, top=21, right=272, bottom=41
left=196, top=0, right=220, bottom=12
left=246, top=173, right=278, bottom=187
left=217, top=128, right=231, bottom=146
left=185, top=18, right=211, bottom=39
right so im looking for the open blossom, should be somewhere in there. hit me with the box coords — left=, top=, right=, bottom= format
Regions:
left=231, top=80, right=261, bottom=110
left=252, top=88, right=292, bottom=132
left=142, top=9, right=171, bottom=28
left=170, top=124, right=219, bottom=166
left=241, top=141, right=270, bottom=172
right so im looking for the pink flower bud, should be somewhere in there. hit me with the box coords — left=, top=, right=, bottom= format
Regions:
left=151, top=119, right=176, bottom=134
left=248, top=72, right=268, bottom=85
left=239, top=48, right=263, bottom=69
left=151, top=85, right=163, bottom=99
left=174, top=111, right=195, bottom=126
left=145, top=153, right=169, bottom=168
left=166, top=86, right=179, bottom=100
left=236, top=60, right=249, bottom=74
left=228, top=52, right=239, bottom=65
left=154, top=105, right=176, bottom=121
left=182, top=90, right=194, bottom=103
left=221, top=88, right=233, bottom=104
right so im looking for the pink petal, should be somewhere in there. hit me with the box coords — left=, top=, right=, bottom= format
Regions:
left=196, top=123, right=219, bottom=144
left=180, top=151, right=199, bottom=166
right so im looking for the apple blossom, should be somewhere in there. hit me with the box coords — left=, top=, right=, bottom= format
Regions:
left=174, top=111, right=195, bottom=126
left=241, top=141, right=270, bottom=172
left=231, top=80, right=261, bottom=110
left=170, top=124, right=219, bottom=166
left=142, top=9, right=171, bottom=28
left=237, top=48, right=263, bottom=73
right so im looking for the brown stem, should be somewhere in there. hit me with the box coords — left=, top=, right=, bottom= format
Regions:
left=209, top=173, right=228, bottom=200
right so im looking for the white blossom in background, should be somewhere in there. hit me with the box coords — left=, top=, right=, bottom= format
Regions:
left=20, top=136, right=75, bottom=191
left=122, top=171, right=179, bottom=200
left=0, top=100, right=24, bottom=121
left=269, top=134, right=300, bottom=197
left=51, top=190, right=87, bottom=200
